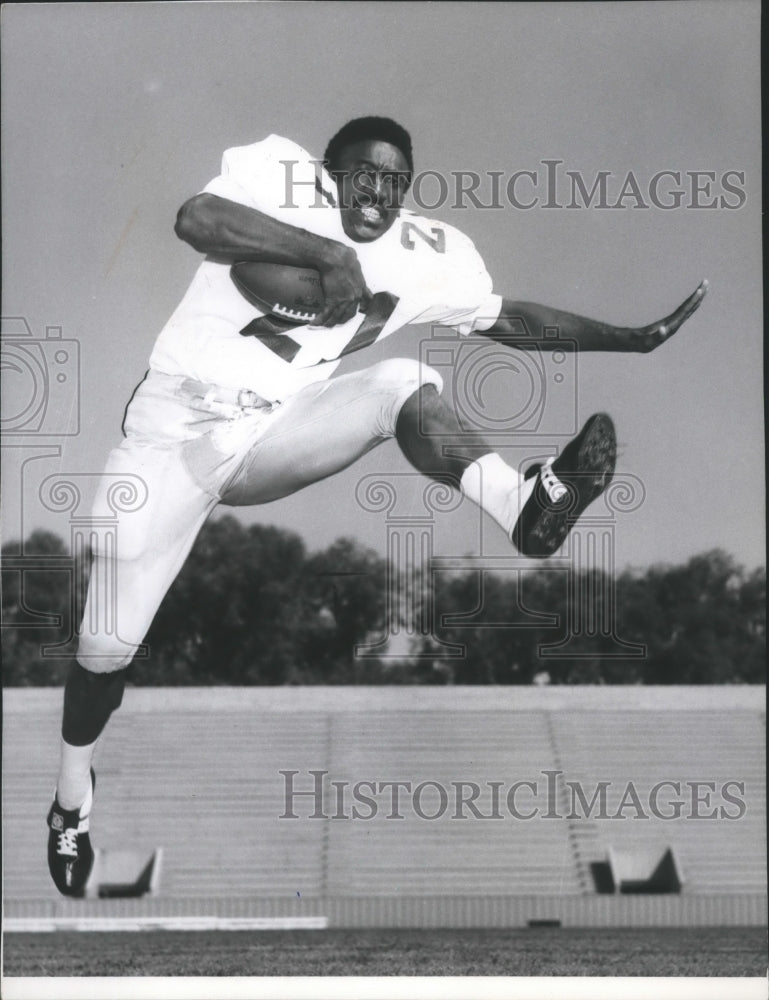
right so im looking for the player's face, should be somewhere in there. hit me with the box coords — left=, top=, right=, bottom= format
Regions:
left=333, top=140, right=410, bottom=242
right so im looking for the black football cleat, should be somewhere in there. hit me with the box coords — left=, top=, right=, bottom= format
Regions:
left=512, top=413, right=616, bottom=558
left=47, top=769, right=96, bottom=897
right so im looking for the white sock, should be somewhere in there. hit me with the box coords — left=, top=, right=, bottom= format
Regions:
left=460, top=453, right=537, bottom=537
left=56, top=738, right=96, bottom=810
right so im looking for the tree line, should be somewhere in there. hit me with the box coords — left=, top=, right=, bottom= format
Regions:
left=2, top=520, right=764, bottom=686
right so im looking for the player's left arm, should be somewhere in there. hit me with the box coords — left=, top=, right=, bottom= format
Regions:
left=480, top=280, right=708, bottom=353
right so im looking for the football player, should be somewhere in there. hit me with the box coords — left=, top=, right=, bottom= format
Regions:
left=47, top=116, right=706, bottom=895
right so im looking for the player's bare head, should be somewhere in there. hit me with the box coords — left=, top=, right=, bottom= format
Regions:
left=325, top=117, right=414, bottom=181
left=325, top=117, right=413, bottom=243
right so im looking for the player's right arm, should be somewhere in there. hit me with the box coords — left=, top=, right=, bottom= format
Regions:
left=175, top=194, right=370, bottom=327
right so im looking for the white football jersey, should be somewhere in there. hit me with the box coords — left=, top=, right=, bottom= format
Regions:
left=150, top=135, right=502, bottom=402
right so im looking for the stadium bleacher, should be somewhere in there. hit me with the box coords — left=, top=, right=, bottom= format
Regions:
left=3, top=686, right=765, bottom=927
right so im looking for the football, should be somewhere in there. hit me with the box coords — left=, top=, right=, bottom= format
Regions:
left=230, top=261, right=324, bottom=324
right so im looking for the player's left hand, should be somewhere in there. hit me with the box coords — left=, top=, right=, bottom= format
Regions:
left=629, top=279, right=709, bottom=352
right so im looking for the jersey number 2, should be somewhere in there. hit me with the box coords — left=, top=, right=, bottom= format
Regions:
left=400, top=220, right=446, bottom=254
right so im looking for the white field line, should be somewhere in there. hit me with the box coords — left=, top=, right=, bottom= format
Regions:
left=4, top=916, right=329, bottom=932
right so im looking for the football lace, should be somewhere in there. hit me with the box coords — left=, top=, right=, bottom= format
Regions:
left=272, top=303, right=316, bottom=322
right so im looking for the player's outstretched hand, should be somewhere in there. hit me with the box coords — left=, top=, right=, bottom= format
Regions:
left=312, top=244, right=372, bottom=327
left=629, top=280, right=709, bottom=353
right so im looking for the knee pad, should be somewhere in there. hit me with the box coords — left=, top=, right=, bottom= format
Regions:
left=76, top=633, right=140, bottom=672
left=365, top=358, right=444, bottom=396
left=365, top=359, right=444, bottom=437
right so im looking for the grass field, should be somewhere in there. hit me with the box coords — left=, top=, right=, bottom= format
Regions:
left=3, top=927, right=767, bottom=977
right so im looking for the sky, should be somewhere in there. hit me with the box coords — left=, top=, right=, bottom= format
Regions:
left=1, top=1, right=764, bottom=575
